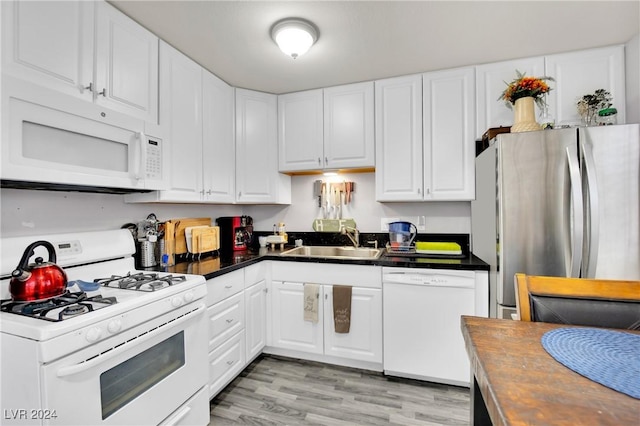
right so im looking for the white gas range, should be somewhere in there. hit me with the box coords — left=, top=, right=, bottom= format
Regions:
left=0, top=230, right=209, bottom=426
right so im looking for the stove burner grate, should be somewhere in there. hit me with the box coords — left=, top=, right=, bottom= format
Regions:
left=95, top=272, right=187, bottom=291
left=0, top=291, right=117, bottom=322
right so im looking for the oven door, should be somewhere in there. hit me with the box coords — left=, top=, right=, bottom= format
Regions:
left=41, top=302, right=207, bottom=425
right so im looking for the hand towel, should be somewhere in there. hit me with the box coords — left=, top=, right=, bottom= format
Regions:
left=303, top=283, right=319, bottom=323
left=333, top=285, right=352, bottom=333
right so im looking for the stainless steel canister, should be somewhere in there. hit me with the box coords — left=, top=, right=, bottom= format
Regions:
left=138, top=240, right=158, bottom=267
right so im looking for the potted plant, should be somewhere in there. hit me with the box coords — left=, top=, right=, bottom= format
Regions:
left=499, top=70, right=554, bottom=132
left=577, top=89, right=612, bottom=126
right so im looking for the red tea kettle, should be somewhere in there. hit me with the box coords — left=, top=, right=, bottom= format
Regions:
left=10, top=241, right=68, bottom=301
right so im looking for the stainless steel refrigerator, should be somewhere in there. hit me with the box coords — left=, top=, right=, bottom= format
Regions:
left=472, top=124, right=640, bottom=319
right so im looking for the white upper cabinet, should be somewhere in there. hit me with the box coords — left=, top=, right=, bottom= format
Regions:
left=278, top=89, right=324, bottom=171
left=475, top=57, right=545, bottom=139
left=157, top=41, right=203, bottom=201
left=423, top=66, right=476, bottom=201
left=375, top=69, right=475, bottom=202
left=2, top=0, right=158, bottom=124
left=126, top=43, right=236, bottom=204
left=236, top=88, right=291, bottom=204
left=278, top=82, right=374, bottom=172
left=202, top=71, right=235, bottom=203
left=1, top=1, right=93, bottom=101
left=375, top=74, right=424, bottom=201
left=323, top=82, right=375, bottom=170
left=93, top=1, right=159, bottom=123
left=545, top=45, right=625, bottom=126
left=475, top=45, right=626, bottom=134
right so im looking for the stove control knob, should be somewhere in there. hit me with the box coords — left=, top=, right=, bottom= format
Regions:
left=183, top=291, right=194, bottom=303
left=171, top=297, right=183, bottom=308
left=107, top=319, right=122, bottom=334
left=86, top=327, right=103, bottom=342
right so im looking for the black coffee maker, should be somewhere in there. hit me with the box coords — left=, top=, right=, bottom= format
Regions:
left=216, top=216, right=253, bottom=253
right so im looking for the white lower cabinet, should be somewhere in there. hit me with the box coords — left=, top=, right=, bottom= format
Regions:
left=271, top=281, right=325, bottom=354
left=205, top=270, right=245, bottom=398
left=205, top=263, right=268, bottom=399
left=244, top=263, right=268, bottom=363
left=208, top=330, right=245, bottom=397
left=267, top=263, right=383, bottom=370
left=207, top=292, right=244, bottom=350
left=323, top=285, right=382, bottom=363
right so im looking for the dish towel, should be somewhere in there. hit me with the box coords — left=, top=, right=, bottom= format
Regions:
left=333, top=285, right=352, bottom=333
left=303, top=283, right=319, bottom=323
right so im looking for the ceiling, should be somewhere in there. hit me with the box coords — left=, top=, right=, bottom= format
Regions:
left=108, top=1, right=639, bottom=95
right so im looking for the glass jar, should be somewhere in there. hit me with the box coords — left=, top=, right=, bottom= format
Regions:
left=596, top=108, right=617, bottom=126
left=539, top=105, right=555, bottom=130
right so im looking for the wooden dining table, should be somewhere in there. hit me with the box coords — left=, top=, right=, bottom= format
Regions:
left=460, top=315, right=640, bottom=426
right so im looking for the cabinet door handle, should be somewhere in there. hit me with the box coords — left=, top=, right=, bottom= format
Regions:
left=225, top=285, right=233, bottom=289
left=84, top=82, right=94, bottom=93
left=98, top=88, right=106, bottom=97
left=318, top=157, right=321, bottom=165
left=226, top=360, right=234, bottom=366
left=324, top=157, right=328, bottom=165
left=226, top=318, right=233, bottom=323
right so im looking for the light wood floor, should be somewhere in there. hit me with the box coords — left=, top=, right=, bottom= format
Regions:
left=209, top=355, right=470, bottom=425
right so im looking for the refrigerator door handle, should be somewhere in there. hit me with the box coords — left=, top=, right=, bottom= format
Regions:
left=580, top=140, right=599, bottom=278
left=565, top=146, right=584, bottom=277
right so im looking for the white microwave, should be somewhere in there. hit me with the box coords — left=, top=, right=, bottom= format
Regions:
left=2, top=95, right=166, bottom=193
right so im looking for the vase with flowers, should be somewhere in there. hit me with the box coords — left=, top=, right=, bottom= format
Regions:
left=499, top=70, right=554, bottom=132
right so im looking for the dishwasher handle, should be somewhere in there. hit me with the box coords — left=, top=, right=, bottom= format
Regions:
left=383, top=273, right=475, bottom=288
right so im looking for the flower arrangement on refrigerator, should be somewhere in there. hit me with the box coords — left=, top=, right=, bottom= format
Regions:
left=576, top=89, right=612, bottom=126
left=499, top=70, right=554, bottom=109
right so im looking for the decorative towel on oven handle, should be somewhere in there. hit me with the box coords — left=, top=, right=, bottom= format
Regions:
left=333, top=285, right=352, bottom=333
left=303, top=283, right=319, bottom=323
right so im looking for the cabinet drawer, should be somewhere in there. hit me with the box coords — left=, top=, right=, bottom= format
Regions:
left=159, top=387, right=209, bottom=426
left=206, top=269, right=244, bottom=306
left=208, top=291, right=245, bottom=351
left=208, top=330, right=245, bottom=398
left=272, top=262, right=381, bottom=288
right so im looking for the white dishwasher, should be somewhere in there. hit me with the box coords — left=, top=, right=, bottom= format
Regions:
left=383, top=267, right=485, bottom=387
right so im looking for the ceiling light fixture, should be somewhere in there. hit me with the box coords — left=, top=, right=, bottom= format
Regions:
left=271, top=18, right=318, bottom=59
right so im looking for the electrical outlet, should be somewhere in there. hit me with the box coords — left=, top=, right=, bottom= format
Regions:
left=380, top=217, right=400, bottom=231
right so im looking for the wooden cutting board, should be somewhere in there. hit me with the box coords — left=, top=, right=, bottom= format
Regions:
left=170, top=218, right=211, bottom=254
left=191, top=226, right=219, bottom=254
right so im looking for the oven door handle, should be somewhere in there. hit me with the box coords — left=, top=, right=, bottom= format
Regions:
left=56, top=303, right=205, bottom=378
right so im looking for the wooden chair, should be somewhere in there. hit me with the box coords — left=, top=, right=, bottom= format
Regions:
left=515, top=273, right=640, bottom=330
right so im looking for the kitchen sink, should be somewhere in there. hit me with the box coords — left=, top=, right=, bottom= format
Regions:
left=279, top=246, right=383, bottom=260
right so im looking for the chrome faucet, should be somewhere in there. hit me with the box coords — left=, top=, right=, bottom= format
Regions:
left=340, top=225, right=360, bottom=248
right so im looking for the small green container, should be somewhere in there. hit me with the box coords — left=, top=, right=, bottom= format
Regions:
left=596, top=108, right=617, bottom=125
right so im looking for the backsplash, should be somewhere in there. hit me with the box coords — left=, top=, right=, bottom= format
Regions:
left=251, top=231, right=471, bottom=255
left=1, top=173, right=471, bottom=237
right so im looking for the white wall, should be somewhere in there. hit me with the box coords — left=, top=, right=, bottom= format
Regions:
left=0, top=188, right=242, bottom=238
left=1, top=173, right=471, bottom=237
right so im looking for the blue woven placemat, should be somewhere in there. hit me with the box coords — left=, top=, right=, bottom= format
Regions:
left=541, top=328, right=640, bottom=399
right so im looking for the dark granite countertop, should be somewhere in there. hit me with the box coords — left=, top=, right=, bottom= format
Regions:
left=159, top=245, right=489, bottom=281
